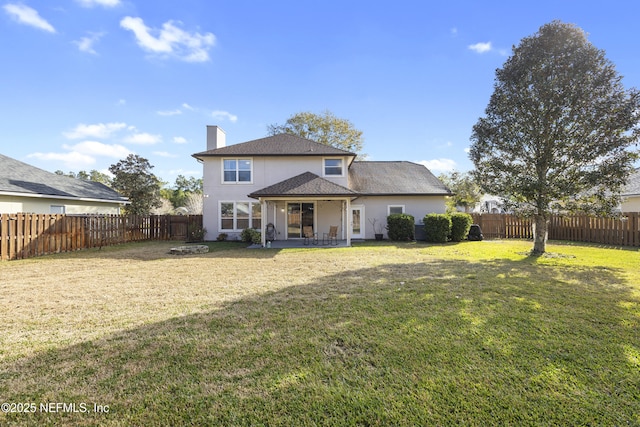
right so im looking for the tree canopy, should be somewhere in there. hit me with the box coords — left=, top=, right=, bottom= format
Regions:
left=469, top=21, right=640, bottom=254
left=438, top=171, right=482, bottom=213
left=54, top=169, right=112, bottom=187
left=267, top=110, right=365, bottom=155
left=109, top=154, right=162, bottom=215
left=159, top=175, right=203, bottom=210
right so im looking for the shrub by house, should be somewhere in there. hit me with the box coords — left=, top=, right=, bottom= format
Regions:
left=423, top=213, right=451, bottom=243
left=386, top=214, right=415, bottom=241
left=449, top=213, right=473, bottom=242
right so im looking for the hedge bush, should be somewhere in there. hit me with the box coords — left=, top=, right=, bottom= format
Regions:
left=449, top=213, right=473, bottom=242
left=423, top=213, right=451, bottom=243
left=241, top=228, right=261, bottom=244
left=386, top=213, right=415, bottom=241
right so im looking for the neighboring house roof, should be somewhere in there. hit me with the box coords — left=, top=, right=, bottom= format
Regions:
left=622, top=168, right=640, bottom=197
left=192, top=134, right=356, bottom=158
left=249, top=172, right=357, bottom=198
left=0, top=153, right=128, bottom=203
left=349, top=161, right=451, bottom=196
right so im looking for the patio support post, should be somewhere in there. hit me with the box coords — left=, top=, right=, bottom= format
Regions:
left=344, top=199, right=353, bottom=246
left=261, top=198, right=267, bottom=247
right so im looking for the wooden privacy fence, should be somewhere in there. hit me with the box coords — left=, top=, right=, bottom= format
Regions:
left=0, top=214, right=203, bottom=261
left=469, top=214, right=533, bottom=240
left=470, top=212, right=640, bottom=247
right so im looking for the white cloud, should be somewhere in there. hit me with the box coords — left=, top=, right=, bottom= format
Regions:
left=75, top=0, right=121, bottom=7
left=450, top=27, right=458, bottom=36
left=157, top=109, right=183, bottom=116
left=418, top=158, right=457, bottom=173
left=28, top=151, right=95, bottom=169
left=63, top=141, right=131, bottom=158
left=64, top=122, right=127, bottom=139
left=211, top=110, right=238, bottom=123
left=468, top=42, right=492, bottom=54
left=120, top=16, right=215, bottom=62
left=173, top=136, right=188, bottom=144
left=182, top=103, right=195, bottom=111
left=123, top=132, right=162, bottom=145
left=3, top=3, right=55, bottom=33
left=74, top=32, right=104, bottom=55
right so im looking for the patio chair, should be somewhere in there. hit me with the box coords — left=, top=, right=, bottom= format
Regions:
left=303, top=226, right=318, bottom=245
left=266, top=223, right=276, bottom=242
left=323, top=225, right=338, bottom=246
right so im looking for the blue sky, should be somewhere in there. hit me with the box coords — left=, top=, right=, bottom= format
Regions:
left=2, top=0, right=639, bottom=185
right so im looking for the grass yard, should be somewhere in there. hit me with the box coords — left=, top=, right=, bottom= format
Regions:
left=1, top=240, right=639, bottom=426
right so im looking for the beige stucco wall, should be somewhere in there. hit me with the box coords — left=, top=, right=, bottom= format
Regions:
left=357, top=195, right=447, bottom=239
left=621, top=196, right=640, bottom=212
left=0, top=195, right=122, bottom=215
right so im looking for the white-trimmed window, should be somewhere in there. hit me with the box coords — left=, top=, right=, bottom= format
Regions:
left=388, top=205, right=405, bottom=215
left=223, top=159, right=252, bottom=183
left=220, top=201, right=261, bottom=231
left=323, top=158, right=344, bottom=176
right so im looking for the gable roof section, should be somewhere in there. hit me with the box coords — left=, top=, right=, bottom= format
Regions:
left=0, top=153, right=128, bottom=203
left=249, top=172, right=357, bottom=199
left=349, top=161, right=451, bottom=195
left=193, top=133, right=356, bottom=158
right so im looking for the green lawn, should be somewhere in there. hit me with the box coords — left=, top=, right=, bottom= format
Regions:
left=1, top=240, right=639, bottom=426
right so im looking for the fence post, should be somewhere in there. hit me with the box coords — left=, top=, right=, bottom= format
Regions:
left=1, top=214, right=7, bottom=261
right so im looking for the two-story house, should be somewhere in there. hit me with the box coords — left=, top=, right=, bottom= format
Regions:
left=192, top=126, right=451, bottom=246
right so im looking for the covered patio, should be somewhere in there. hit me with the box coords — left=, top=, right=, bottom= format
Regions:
left=248, top=172, right=358, bottom=248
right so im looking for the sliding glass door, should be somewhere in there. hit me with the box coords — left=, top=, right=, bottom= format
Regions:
left=287, top=202, right=314, bottom=238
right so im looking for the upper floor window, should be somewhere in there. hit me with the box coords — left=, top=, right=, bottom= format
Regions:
left=223, top=159, right=252, bottom=183
left=324, top=158, right=343, bottom=176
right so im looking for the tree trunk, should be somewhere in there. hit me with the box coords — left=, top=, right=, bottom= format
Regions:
left=532, top=214, right=548, bottom=255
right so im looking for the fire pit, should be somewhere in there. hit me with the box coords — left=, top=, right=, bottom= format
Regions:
left=169, top=245, right=209, bottom=255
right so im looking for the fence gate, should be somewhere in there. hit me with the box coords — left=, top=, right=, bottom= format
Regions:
left=169, top=215, right=189, bottom=240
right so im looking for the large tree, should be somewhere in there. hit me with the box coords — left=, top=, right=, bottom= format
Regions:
left=109, top=154, right=162, bottom=215
left=469, top=21, right=640, bottom=254
left=267, top=110, right=365, bottom=155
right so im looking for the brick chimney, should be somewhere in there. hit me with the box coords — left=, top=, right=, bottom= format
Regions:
left=206, top=125, right=226, bottom=151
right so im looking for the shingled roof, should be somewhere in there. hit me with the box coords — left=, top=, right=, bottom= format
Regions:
left=0, top=154, right=128, bottom=203
left=349, top=161, right=451, bottom=195
left=249, top=172, right=357, bottom=198
left=622, top=168, right=640, bottom=197
left=193, top=134, right=356, bottom=158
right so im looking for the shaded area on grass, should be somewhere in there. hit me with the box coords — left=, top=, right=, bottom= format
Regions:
left=1, top=257, right=639, bottom=426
